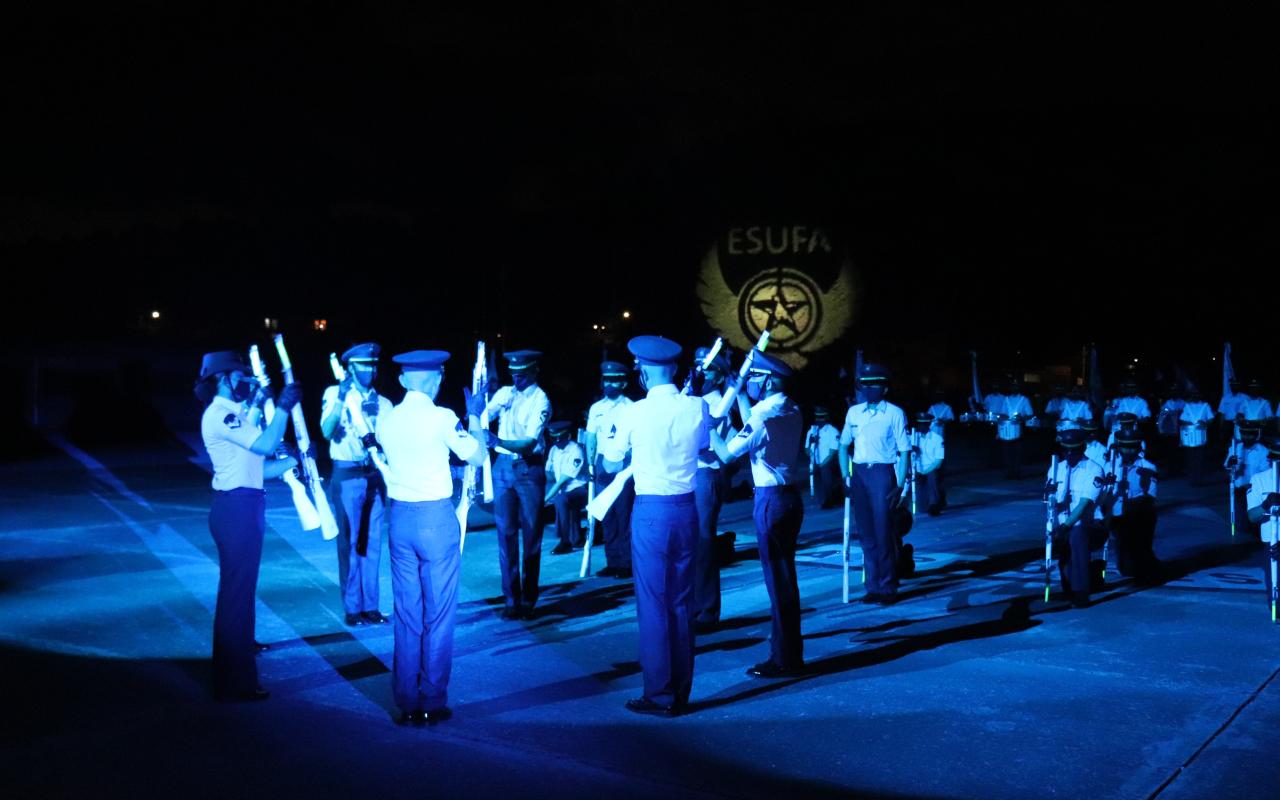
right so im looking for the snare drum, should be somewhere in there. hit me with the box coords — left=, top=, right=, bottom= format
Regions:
left=997, top=416, right=1023, bottom=441
left=1179, top=423, right=1207, bottom=448
left=959, top=412, right=978, bottom=424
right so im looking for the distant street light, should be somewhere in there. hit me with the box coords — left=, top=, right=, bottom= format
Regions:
left=150, top=310, right=161, bottom=320
left=622, top=311, right=631, bottom=320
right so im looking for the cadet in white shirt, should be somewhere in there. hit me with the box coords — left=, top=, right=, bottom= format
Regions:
left=1101, top=430, right=1161, bottom=582
left=378, top=350, right=486, bottom=726
left=1179, top=388, right=1215, bottom=486
left=1106, top=379, right=1152, bottom=433
left=912, top=412, right=946, bottom=516
left=195, top=350, right=300, bottom=702
left=1245, top=438, right=1280, bottom=613
left=999, top=380, right=1035, bottom=479
left=1239, top=379, right=1275, bottom=425
left=711, top=351, right=806, bottom=678
left=545, top=421, right=589, bottom=555
left=808, top=406, right=842, bottom=509
left=473, top=349, right=552, bottom=619
left=319, top=342, right=395, bottom=627
left=601, top=335, right=710, bottom=717
left=927, top=389, right=955, bottom=438
left=585, top=361, right=635, bottom=577
left=1047, top=428, right=1106, bottom=607
left=1226, top=422, right=1268, bottom=539
left=838, top=363, right=911, bottom=604
left=1154, top=385, right=1185, bottom=473
left=1057, top=385, right=1094, bottom=430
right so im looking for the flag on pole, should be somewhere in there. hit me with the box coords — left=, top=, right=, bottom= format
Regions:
left=1222, top=342, right=1236, bottom=402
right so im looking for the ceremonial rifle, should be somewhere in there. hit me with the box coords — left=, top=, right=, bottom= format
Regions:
left=842, top=458, right=852, bottom=603
left=1228, top=438, right=1238, bottom=538
left=1044, top=454, right=1058, bottom=603
left=458, top=341, right=494, bottom=551
left=1270, top=461, right=1279, bottom=623
left=273, top=334, right=340, bottom=541
left=249, top=344, right=321, bottom=532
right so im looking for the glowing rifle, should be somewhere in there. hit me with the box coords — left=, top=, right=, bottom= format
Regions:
left=249, top=344, right=321, bottom=532
left=1228, top=438, right=1239, bottom=538
left=711, top=332, right=768, bottom=420
left=578, top=426, right=594, bottom=578
left=272, top=334, right=340, bottom=541
left=842, top=458, right=852, bottom=603
left=1269, top=461, right=1279, bottom=623
left=587, top=335, right=731, bottom=522
left=1044, top=454, right=1058, bottom=603
left=458, top=341, right=494, bottom=550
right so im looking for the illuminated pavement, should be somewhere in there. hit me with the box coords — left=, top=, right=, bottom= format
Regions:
left=2, top=433, right=1277, bottom=799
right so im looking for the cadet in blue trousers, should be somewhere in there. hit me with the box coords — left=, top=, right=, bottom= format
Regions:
left=320, top=342, right=394, bottom=626
left=711, top=351, right=806, bottom=677
left=838, top=363, right=911, bottom=604
left=378, top=350, right=487, bottom=726
left=474, top=350, right=552, bottom=619
left=1047, top=428, right=1106, bottom=608
left=601, top=336, right=710, bottom=716
left=195, top=350, right=300, bottom=701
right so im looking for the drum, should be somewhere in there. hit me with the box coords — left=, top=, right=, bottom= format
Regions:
left=997, top=416, right=1022, bottom=441
left=1025, top=416, right=1041, bottom=429
left=959, top=412, right=978, bottom=424
left=1179, top=423, right=1207, bottom=448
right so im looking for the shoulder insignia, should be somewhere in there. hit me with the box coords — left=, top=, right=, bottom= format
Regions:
left=223, top=413, right=241, bottom=429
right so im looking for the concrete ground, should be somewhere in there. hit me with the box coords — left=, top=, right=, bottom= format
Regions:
left=2, top=430, right=1277, bottom=799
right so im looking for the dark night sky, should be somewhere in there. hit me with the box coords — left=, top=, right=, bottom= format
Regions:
left=2, top=4, right=1278, bottom=398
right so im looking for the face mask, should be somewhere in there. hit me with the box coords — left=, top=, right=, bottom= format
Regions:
left=513, top=372, right=534, bottom=391
left=745, top=375, right=767, bottom=403
left=352, top=365, right=377, bottom=388
left=230, top=376, right=256, bottom=403
left=863, top=385, right=886, bottom=403
left=602, top=380, right=625, bottom=399
left=1063, top=449, right=1085, bottom=466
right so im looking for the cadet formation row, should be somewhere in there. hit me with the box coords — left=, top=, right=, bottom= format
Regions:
left=195, top=339, right=1280, bottom=724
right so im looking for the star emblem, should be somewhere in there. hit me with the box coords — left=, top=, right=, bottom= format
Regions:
left=746, top=270, right=813, bottom=339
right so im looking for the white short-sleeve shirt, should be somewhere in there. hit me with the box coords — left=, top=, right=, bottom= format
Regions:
left=726, top=393, right=805, bottom=488
left=322, top=384, right=395, bottom=462
left=202, top=396, right=265, bottom=491
left=379, top=391, right=481, bottom=502
left=1047, top=456, right=1104, bottom=525
left=601, top=384, right=709, bottom=496
left=840, top=401, right=910, bottom=465
left=547, top=441, right=588, bottom=491
left=485, top=384, right=551, bottom=456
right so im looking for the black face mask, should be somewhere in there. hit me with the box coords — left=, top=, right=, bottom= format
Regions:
left=229, top=376, right=256, bottom=403
left=862, top=385, right=886, bottom=403
left=602, top=380, right=625, bottom=399
left=1063, top=449, right=1085, bottom=466
left=352, top=366, right=377, bottom=388
left=745, top=375, right=767, bottom=403
left=513, top=372, right=535, bottom=391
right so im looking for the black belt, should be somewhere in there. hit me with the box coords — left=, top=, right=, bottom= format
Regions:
left=497, top=452, right=545, bottom=467
left=332, top=459, right=368, bottom=469
left=754, top=484, right=799, bottom=496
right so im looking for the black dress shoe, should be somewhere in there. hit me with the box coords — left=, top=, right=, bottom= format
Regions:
left=216, top=686, right=270, bottom=702
left=625, top=698, right=676, bottom=717
left=500, top=607, right=521, bottom=620
left=362, top=611, right=388, bottom=624
left=345, top=613, right=365, bottom=626
left=613, top=567, right=633, bottom=579
left=860, top=593, right=884, bottom=605
left=694, top=619, right=718, bottom=635
left=551, top=543, right=574, bottom=555
left=397, top=710, right=428, bottom=727
left=254, top=640, right=270, bottom=654
left=874, top=594, right=898, bottom=606
left=425, top=706, right=453, bottom=725
left=597, top=566, right=618, bottom=578
left=519, top=605, right=536, bottom=620
left=746, top=661, right=804, bottom=679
